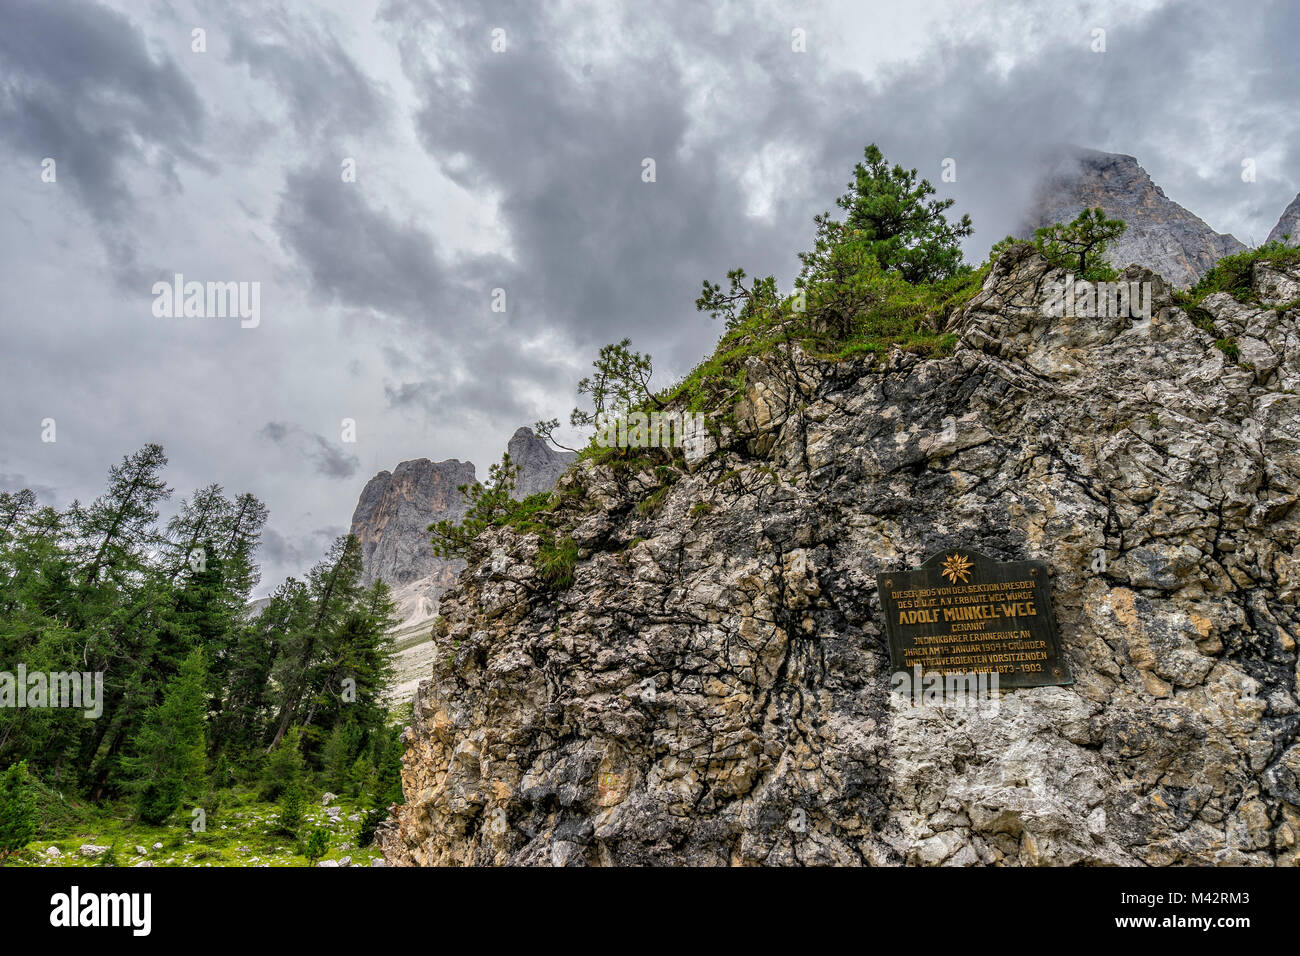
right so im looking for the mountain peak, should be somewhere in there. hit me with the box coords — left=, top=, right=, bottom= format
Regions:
left=1022, top=146, right=1245, bottom=286
left=507, top=427, right=577, bottom=498
left=1267, top=192, right=1300, bottom=246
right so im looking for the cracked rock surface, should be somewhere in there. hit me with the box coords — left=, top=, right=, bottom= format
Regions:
left=381, top=246, right=1300, bottom=866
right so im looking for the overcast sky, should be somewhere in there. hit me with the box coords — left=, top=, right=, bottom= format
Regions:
left=2, top=0, right=1297, bottom=593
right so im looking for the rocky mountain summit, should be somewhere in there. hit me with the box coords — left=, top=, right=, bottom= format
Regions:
left=350, top=428, right=576, bottom=593
left=351, top=457, right=477, bottom=591
left=1021, top=148, right=1246, bottom=287
left=1268, top=193, right=1300, bottom=247
left=350, top=428, right=574, bottom=703
left=508, top=426, right=577, bottom=498
left=380, top=246, right=1300, bottom=866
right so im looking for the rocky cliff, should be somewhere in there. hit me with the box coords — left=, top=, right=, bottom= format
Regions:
left=351, top=428, right=575, bottom=703
left=508, top=426, right=578, bottom=498
left=1021, top=148, right=1245, bottom=287
left=1268, top=193, right=1300, bottom=247
left=351, top=458, right=476, bottom=591
left=380, top=247, right=1300, bottom=867
left=350, top=428, right=576, bottom=593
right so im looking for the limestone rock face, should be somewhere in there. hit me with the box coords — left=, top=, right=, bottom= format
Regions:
left=1021, top=148, right=1245, bottom=287
left=1267, top=193, right=1300, bottom=247
left=508, top=427, right=578, bottom=499
left=381, top=247, right=1300, bottom=867
left=352, top=428, right=577, bottom=705
left=349, top=457, right=475, bottom=590
left=350, top=428, right=576, bottom=593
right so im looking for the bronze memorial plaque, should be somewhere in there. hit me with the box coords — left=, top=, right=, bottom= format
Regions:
left=875, top=549, right=1072, bottom=689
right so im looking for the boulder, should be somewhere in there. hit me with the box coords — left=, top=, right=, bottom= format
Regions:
left=381, top=251, right=1300, bottom=867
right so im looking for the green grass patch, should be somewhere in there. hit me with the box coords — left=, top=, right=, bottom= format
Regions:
left=6, top=786, right=386, bottom=868
left=535, top=535, right=579, bottom=591
left=659, top=262, right=987, bottom=419
left=1177, top=241, right=1300, bottom=309
left=636, top=485, right=673, bottom=516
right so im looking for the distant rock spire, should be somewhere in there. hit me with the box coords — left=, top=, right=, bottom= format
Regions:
left=507, top=426, right=578, bottom=499
left=1020, top=146, right=1245, bottom=287
left=1267, top=193, right=1300, bottom=247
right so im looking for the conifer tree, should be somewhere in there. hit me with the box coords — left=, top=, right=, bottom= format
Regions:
left=277, top=779, right=305, bottom=838
left=301, top=827, right=329, bottom=865
left=122, top=649, right=208, bottom=825
left=1033, top=207, right=1127, bottom=279
left=266, top=537, right=366, bottom=750
left=0, top=761, right=37, bottom=864
left=260, top=725, right=306, bottom=802
left=430, top=455, right=521, bottom=559
left=800, top=143, right=972, bottom=288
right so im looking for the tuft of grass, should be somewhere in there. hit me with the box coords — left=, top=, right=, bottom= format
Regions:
left=636, top=485, right=672, bottom=516
left=535, top=535, right=578, bottom=591
left=1215, top=338, right=1240, bottom=362
left=499, top=491, right=554, bottom=534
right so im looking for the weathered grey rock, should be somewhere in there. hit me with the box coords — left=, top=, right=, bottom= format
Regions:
left=381, top=246, right=1300, bottom=867
left=317, top=859, right=339, bottom=867
left=44, top=846, right=61, bottom=858
left=354, top=427, right=578, bottom=705
left=350, top=428, right=574, bottom=595
left=321, top=792, right=337, bottom=806
left=1021, top=147, right=1245, bottom=287
left=1267, top=193, right=1300, bottom=247
left=78, top=844, right=107, bottom=858
left=349, top=458, right=475, bottom=590
left=508, top=426, right=578, bottom=498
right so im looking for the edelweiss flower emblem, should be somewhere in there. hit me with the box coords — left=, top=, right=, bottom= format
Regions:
left=941, top=552, right=973, bottom=584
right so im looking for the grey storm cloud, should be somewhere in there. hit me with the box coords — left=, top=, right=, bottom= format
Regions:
left=259, top=524, right=348, bottom=572
left=273, top=157, right=514, bottom=336
left=260, top=421, right=360, bottom=480
left=0, top=473, right=59, bottom=503
left=275, top=158, right=455, bottom=315
left=372, top=0, right=1300, bottom=380
left=383, top=355, right=557, bottom=427
left=377, top=0, right=758, bottom=374
left=226, top=8, right=391, bottom=139
left=4, top=0, right=1299, bottom=593
left=0, top=0, right=207, bottom=281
